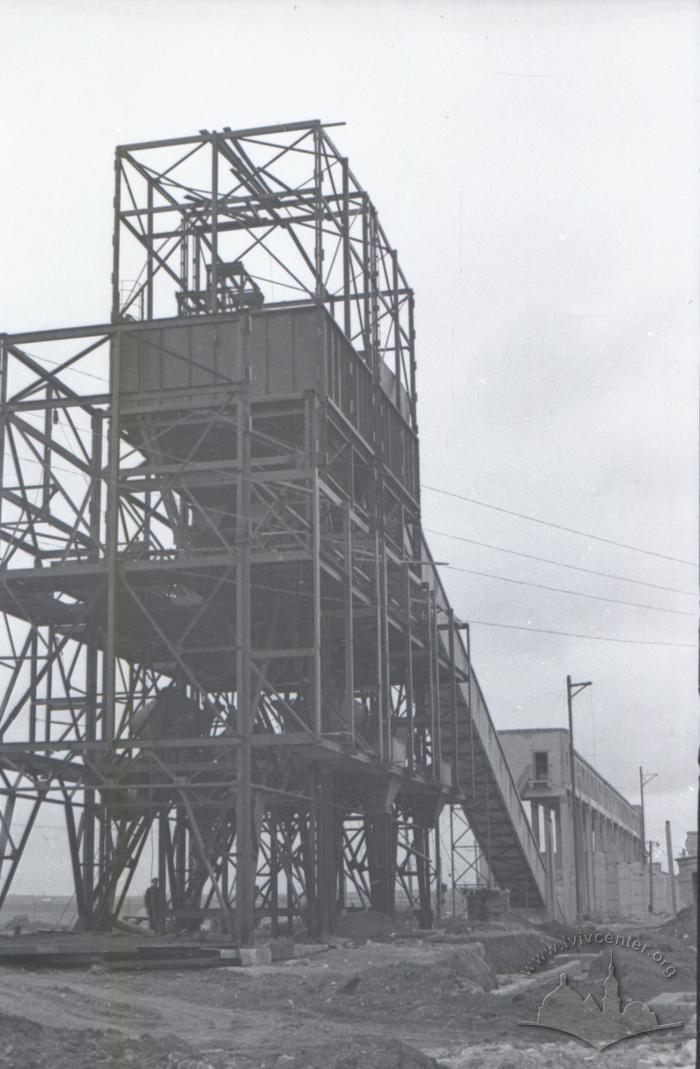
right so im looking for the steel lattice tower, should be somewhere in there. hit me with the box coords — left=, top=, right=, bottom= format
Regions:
left=0, top=122, right=548, bottom=942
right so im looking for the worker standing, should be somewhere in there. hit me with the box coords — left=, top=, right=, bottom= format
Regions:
left=145, top=877, right=165, bottom=934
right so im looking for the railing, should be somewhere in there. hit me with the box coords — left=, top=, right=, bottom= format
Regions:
left=419, top=533, right=550, bottom=909
left=516, top=765, right=532, bottom=794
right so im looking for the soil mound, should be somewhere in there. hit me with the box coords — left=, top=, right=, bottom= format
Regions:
left=318, top=946, right=496, bottom=1023
left=0, top=1023, right=196, bottom=1069
left=264, top=1035, right=443, bottom=1068
left=656, top=906, right=697, bottom=948
left=334, top=909, right=416, bottom=945
left=462, top=932, right=545, bottom=974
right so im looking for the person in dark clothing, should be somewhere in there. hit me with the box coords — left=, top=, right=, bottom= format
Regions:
left=144, top=877, right=165, bottom=934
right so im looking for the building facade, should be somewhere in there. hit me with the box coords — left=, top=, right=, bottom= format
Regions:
left=676, top=831, right=698, bottom=911
left=499, top=728, right=650, bottom=922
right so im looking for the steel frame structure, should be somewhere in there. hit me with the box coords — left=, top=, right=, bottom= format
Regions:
left=0, top=121, right=549, bottom=944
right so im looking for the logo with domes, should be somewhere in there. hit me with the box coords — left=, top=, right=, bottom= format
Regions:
left=521, top=952, right=683, bottom=1051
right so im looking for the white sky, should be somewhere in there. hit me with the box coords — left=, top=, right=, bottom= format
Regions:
left=0, top=0, right=697, bottom=893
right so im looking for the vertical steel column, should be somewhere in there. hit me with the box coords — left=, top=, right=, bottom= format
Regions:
left=103, top=331, right=120, bottom=746
left=380, top=546, right=391, bottom=761
left=361, top=195, right=371, bottom=361
left=82, top=642, right=98, bottom=926
left=285, top=824, right=295, bottom=935
left=158, top=810, right=168, bottom=905
left=342, top=505, right=355, bottom=741
left=146, top=183, right=154, bottom=319
left=449, top=805, right=456, bottom=915
left=236, top=313, right=254, bottom=945
left=99, top=164, right=123, bottom=910
left=544, top=806, right=556, bottom=921
left=94, top=326, right=121, bottom=922
left=313, top=124, right=324, bottom=302
left=44, top=629, right=54, bottom=745
left=220, top=830, right=230, bottom=904
left=366, top=812, right=396, bottom=916
left=404, top=562, right=415, bottom=773
left=111, top=153, right=122, bottom=323
left=180, top=225, right=188, bottom=295
left=299, top=808, right=317, bottom=931
left=82, top=411, right=103, bottom=924
left=313, top=768, right=338, bottom=935
left=175, top=805, right=187, bottom=912
left=160, top=815, right=178, bottom=923
left=485, top=777, right=493, bottom=888
left=447, top=608, right=458, bottom=789
left=413, top=823, right=432, bottom=928
left=341, top=158, right=352, bottom=339
left=391, top=250, right=401, bottom=406
left=424, top=586, right=437, bottom=781
left=209, top=135, right=219, bottom=312
left=369, top=206, right=380, bottom=366
left=374, top=530, right=388, bottom=763
left=466, top=624, right=475, bottom=799
left=307, top=391, right=323, bottom=737
left=431, top=593, right=442, bottom=781
left=407, top=293, right=417, bottom=434
left=433, top=820, right=442, bottom=921
left=270, top=812, right=279, bottom=935
left=28, top=631, right=38, bottom=747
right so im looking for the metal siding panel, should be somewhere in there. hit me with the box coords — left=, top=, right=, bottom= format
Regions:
left=144, top=330, right=162, bottom=392
left=190, top=324, right=212, bottom=387
left=119, top=334, right=140, bottom=393
left=248, top=317, right=268, bottom=397
left=266, top=313, right=294, bottom=395
left=160, top=328, right=191, bottom=390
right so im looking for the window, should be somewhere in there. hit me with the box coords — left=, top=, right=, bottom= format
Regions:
left=534, top=751, right=549, bottom=780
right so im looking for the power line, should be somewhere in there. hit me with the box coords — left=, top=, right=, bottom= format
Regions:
left=422, top=484, right=698, bottom=568
left=135, top=565, right=693, bottom=650
left=6, top=357, right=695, bottom=566
left=0, top=554, right=688, bottom=658
left=4, top=434, right=696, bottom=631
left=3, top=458, right=694, bottom=633
left=424, top=527, right=696, bottom=597
left=441, top=563, right=695, bottom=616
left=468, top=619, right=694, bottom=648
left=6, top=449, right=696, bottom=604
left=23, top=350, right=109, bottom=386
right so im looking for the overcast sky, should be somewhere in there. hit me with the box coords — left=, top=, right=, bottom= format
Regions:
left=0, top=0, right=697, bottom=893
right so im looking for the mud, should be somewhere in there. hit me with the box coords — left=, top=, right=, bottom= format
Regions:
left=0, top=911, right=694, bottom=1069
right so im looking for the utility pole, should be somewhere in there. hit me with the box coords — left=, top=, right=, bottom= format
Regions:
left=665, top=821, right=678, bottom=915
left=639, top=767, right=658, bottom=911
left=648, top=840, right=654, bottom=914
left=639, top=767, right=646, bottom=861
left=567, top=675, right=592, bottom=923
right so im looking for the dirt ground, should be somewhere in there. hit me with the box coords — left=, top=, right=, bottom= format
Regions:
left=0, top=910, right=694, bottom=1069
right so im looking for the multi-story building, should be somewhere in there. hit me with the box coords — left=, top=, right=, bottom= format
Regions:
left=499, top=728, right=645, bottom=921
left=676, top=831, right=698, bottom=910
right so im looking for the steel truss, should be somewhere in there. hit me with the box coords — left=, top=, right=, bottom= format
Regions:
left=0, top=121, right=549, bottom=944
left=442, top=804, right=488, bottom=917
